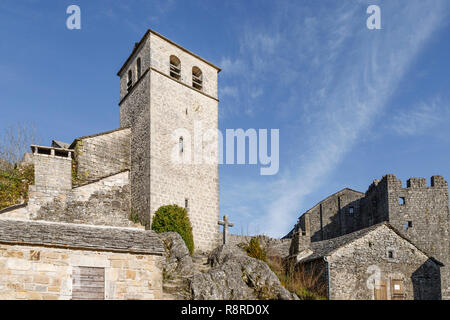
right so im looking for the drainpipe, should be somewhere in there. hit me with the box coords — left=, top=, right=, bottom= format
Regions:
left=324, top=256, right=331, bottom=300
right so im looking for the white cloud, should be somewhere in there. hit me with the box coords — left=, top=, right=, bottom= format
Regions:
left=220, top=0, right=449, bottom=238
left=392, top=97, right=449, bottom=136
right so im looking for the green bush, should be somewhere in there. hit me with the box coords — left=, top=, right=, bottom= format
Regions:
left=245, top=237, right=267, bottom=262
left=151, top=204, right=194, bottom=254
left=0, top=164, right=34, bottom=210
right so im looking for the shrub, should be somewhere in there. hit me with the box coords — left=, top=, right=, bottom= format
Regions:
left=0, top=164, right=34, bottom=210
left=151, top=204, right=194, bottom=254
left=245, top=237, right=267, bottom=262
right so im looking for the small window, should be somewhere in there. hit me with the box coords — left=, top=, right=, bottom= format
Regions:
left=398, top=197, right=405, bottom=205
left=179, top=137, right=184, bottom=153
left=136, top=57, right=142, bottom=79
left=349, top=207, right=354, bottom=214
left=192, top=66, right=203, bottom=91
left=170, top=55, right=181, bottom=80
left=127, top=70, right=133, bottom=90
left=185, top=198, right=189, bottom=210
left=388, top=250, right=395, bottom=259
left=404, top=221, right=413, bottom=230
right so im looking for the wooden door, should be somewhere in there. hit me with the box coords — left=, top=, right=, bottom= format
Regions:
left=375, top=280, right=387, bottom=300
left=391, top=279, right=405, bottom=300
left=72, top=266, right=105, bottom=300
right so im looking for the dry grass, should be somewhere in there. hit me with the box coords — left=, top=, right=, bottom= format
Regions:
left=266, top=256, right=327, bottom=300
left=243, top=236, right=327, bottom=300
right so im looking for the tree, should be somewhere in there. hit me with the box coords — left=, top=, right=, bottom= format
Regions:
left=0, top=122, right=40, bottom=169
left=151, top=205, right=195, bottom=254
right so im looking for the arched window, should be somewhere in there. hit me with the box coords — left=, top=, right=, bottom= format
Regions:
left=136, top=57, right=142, bottom=79
left=127, top=70, right=133, bottom=91
left=192, top=66, right=203, bottom=91
left=170, top=55, right=181, bottom=80
left=179, top=137, right=184, bottom=153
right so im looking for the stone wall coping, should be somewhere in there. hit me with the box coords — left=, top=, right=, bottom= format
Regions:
left=69, top=127, right=131, bottom=149
left=0, top=203, right=27, bottom=215
left=0, top=219, right=164, bottom=255
left=72, top=170, right=130, bottom=189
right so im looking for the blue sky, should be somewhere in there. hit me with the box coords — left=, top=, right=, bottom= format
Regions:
left=0, top=0, right=449, bottom=237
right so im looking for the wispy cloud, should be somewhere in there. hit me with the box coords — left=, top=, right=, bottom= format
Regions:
left=220, top=1, right=449, bottom=237
left=391, top=97, right=449, bottom=136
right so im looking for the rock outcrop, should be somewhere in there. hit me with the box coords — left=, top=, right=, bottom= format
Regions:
left=158, top=232, right=195, bottom=279
left=190, top=244, right=296, bottom=300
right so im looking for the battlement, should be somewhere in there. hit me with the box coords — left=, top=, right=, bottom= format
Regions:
left=431, top=175, right=448, bottom=188
left=366, top=174, right=449, bottom=194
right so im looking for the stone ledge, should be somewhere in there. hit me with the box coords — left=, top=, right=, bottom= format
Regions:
left=0, top=219, right=164, bottom=256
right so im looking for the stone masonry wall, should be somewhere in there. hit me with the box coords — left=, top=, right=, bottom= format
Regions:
left=74, top=128, right=131, bottom=183
left=296, top=189, right=365, bottom=242
left=383, top=175, right=450, bottom=299
left=118, top=31, right=221, bottom=252
left=119, top=66, right=151, bottom=228
left=0, top=244, right=163, bottom=300
left=0, top=219, right=164, bottom=300
left=32, top=171, right=139, bottom=228
left=149, top=66, right=220, bottom=252
left=33, top=153, right=72, bottom=192
left=328, top=225, right=442, bottom=300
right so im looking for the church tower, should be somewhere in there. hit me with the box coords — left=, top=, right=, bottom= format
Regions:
left=117, top=30, right=221, bottom=252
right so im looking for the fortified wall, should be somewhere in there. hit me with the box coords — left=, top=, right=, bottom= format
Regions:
left=288, top=174, right=450, bottom=299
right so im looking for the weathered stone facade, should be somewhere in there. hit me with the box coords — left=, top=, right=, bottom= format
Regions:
left=0, top=219, right=164, bottom=300
left=33, top=171, right=139, bottom=228
left=71, top=128, right=131, bottom=183
left=1, top=29, right=221, bottom=253
left=289, top=223, right=442, bottom=300
left=286, top=175, right=450, bottom=299
left=118, top=30, right=221, bottom=252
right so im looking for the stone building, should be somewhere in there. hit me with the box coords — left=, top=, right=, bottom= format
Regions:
left=0, top=219, right=164, bottom=300
left=0, top=29, right=221, bottom=253
left=287, top=223, right=442, bottom=300
left=285, top=174, right=450, bottom=299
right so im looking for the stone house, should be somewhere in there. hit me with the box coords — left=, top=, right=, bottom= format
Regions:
left=285, top=174, right=450, bottom=299
left=0, top=29, right=221, bottom=253
left=288, top=223, right=443, bottom=300
left=0, top=219, right=164, bottom=300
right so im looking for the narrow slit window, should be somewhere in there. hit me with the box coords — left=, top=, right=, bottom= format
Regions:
left=185, top=198, right=189, bottom=209
left=136, top=57, right=142, bottom=79
left=349, top=207, right=354, bottom=214
left=179, top=137, right=184, bottom=153
left=192, top=66, right=203, bottom=91
left=404, top=221, right=413, bottom=230
left=127, top=70, right=133, bottom=90
left=170, top=55, right=181, bottom=80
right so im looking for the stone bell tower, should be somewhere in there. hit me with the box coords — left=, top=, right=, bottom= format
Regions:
left=117, top=29, right=221, bottom=252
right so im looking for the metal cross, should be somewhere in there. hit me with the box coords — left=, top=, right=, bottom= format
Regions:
left=218, top=215, right=234, bottom=245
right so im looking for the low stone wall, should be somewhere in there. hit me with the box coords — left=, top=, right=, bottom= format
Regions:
left=0, top=219, right=164, bottom=300
left=73, top=128, right=131, bottom=183
left=32, top=171, right=137, bottom=228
